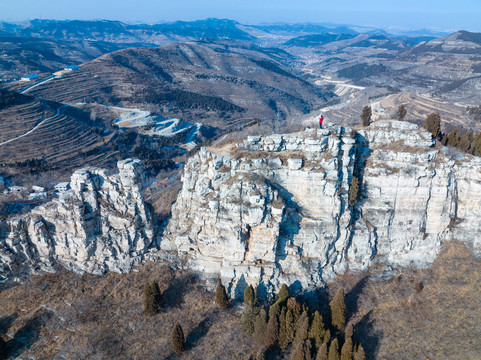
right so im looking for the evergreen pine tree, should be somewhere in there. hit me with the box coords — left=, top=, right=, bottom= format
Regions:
left=294, top=311, right=310, bottom=345
left=291, top=339, right=313, bottom=360
left=324, top=329, right=331, bottom=345
left=265, top=313, right=279, bottom=349
left=278, top=284, right=290, bottom=305
left=287, top=297, right=302, bottom=322
left=142, top=281, right=162, bottom=316
left=397, top=104, right=407, bottom=120
left=269, top=302, right=281, bottom=320
left=304, top=340, right=313, bottom=360
left=340, top=336, right=353, bottom=360
left=309, top=311, right=326, bottom=348
left=286, top=309, right=296, bottom=345
left=328, top=338, right=340, bottom=360
left=424, top=112, right=441, bottom=138
left=353, top=344, right=366, bottom=360
left=244, top=285, right=256, bottom=306
left=279, top=308, right=289, bottom=350
left=345, top=323, right=354, bottom=339
left=360, top=106, right=372, bottom=127
left=254, top=308, right=268, bottom=345
left=316, top=342, right=328, bottom=360
left=241, top=304, right=258, bottom=335
left=330, top=288, right=346, bottom=331
left=171, top=322, right=185, bottom=355
left=215, top=280, right=229, bottom=310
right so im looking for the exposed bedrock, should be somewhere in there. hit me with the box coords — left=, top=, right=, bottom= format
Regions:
left=0, top=159, right=154, bottom=277
left=162, top=120, right=481, bottom=296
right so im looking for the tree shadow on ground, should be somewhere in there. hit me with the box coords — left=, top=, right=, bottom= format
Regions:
left=354, top=310, right=381, bottom=360
left=7, top=310, right=53, bottom=358
left=163, top=313, right=216, bottom=360
left=0, top=314, right=17, bottom=334
left=185, top=312, right=216, bottom=350
left=345, top=275, right=369, bottom=321
left=162, top=273, right=198, bottom=310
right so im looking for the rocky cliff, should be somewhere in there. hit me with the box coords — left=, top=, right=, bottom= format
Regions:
left=0, top=159, right=154, bottom=278
left=162, top=120, right=481, bottom=296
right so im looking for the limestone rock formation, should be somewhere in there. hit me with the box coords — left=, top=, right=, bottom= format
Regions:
left=163, top=120, right=481, bottom=296
left=0, top=159, right=154, bottom=278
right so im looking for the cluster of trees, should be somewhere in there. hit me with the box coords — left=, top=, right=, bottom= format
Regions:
left=241, top=284, right=365, bottom=360
left=424, top=112, right=481, bottom=156
left=0, top=89, right=31, bottom=111
left=466, top=105, right=481, bottom=122
left=337, top=64, right=387, bottom=82
left=112, top=131, right=179, bottom=174
left=144, top=89, right=244, bottom=112
left=5, top=158, right=51, bottom=174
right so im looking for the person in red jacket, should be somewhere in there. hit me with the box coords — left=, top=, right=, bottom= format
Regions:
left=319, top=115, right=324, bottom=129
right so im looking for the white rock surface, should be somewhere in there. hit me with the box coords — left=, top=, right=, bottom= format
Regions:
left=163, top=120, right=481, bottom=296
left=0, top=159, right=154, bottom=277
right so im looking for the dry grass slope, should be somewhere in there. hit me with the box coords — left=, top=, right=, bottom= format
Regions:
left=0, top=242, right=478, bottom=359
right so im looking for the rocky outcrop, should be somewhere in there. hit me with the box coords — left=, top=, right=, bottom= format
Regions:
left=0, top=159, right=154, bottom=278
left=162, top=120, right=481, bottom=296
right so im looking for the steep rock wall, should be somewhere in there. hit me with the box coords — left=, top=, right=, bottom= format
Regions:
left=0, top=159, right=154, bottom=278
left=163, top=120, right=481, bottom=296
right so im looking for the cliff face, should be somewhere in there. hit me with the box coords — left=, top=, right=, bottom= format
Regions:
left=163, top=120, right=481, bottom=296
left=0, top=159, right=154, bottom=278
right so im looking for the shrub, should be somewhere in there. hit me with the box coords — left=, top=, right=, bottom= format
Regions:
left=171, top=322, right=185, bottom=354
left=348, top=177, right=360, bottom=206
left=215, top=280, right=229, bottom=310
left=142, top=282, right=162, bottom=316
left=330, top=288, right=346, bottom=331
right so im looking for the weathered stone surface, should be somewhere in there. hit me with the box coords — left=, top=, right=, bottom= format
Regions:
left=163, top=120, right=481, bottom=296
left=0, top=159, right=154, bottom=277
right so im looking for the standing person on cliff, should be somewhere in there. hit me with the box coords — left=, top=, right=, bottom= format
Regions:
left=319, top=115, right=324, bottom=129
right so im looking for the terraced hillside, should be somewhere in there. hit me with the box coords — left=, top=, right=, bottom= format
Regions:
left=0, top=95, right=115, bottom=174
left=26, top=42, right=335, bottom=130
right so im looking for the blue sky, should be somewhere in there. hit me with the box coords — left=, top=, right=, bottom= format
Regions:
left=1, top=0, right=480, bottom=32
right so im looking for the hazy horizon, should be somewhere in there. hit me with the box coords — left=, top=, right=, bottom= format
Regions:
left=1, top=0, right=480, bottom=33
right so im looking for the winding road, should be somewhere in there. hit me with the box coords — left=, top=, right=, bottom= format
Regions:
left=0, top=105, right=68, bottom=146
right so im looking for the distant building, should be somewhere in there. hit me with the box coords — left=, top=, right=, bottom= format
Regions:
left=20, top=74, right=40, bottom=81
left=55, top=182, right=70, bottom=192
left=64, top=65, right=80, bottom=71
left=32, top=185, right=46, bottom=192
left=28, top=192, right=47, bottom=200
